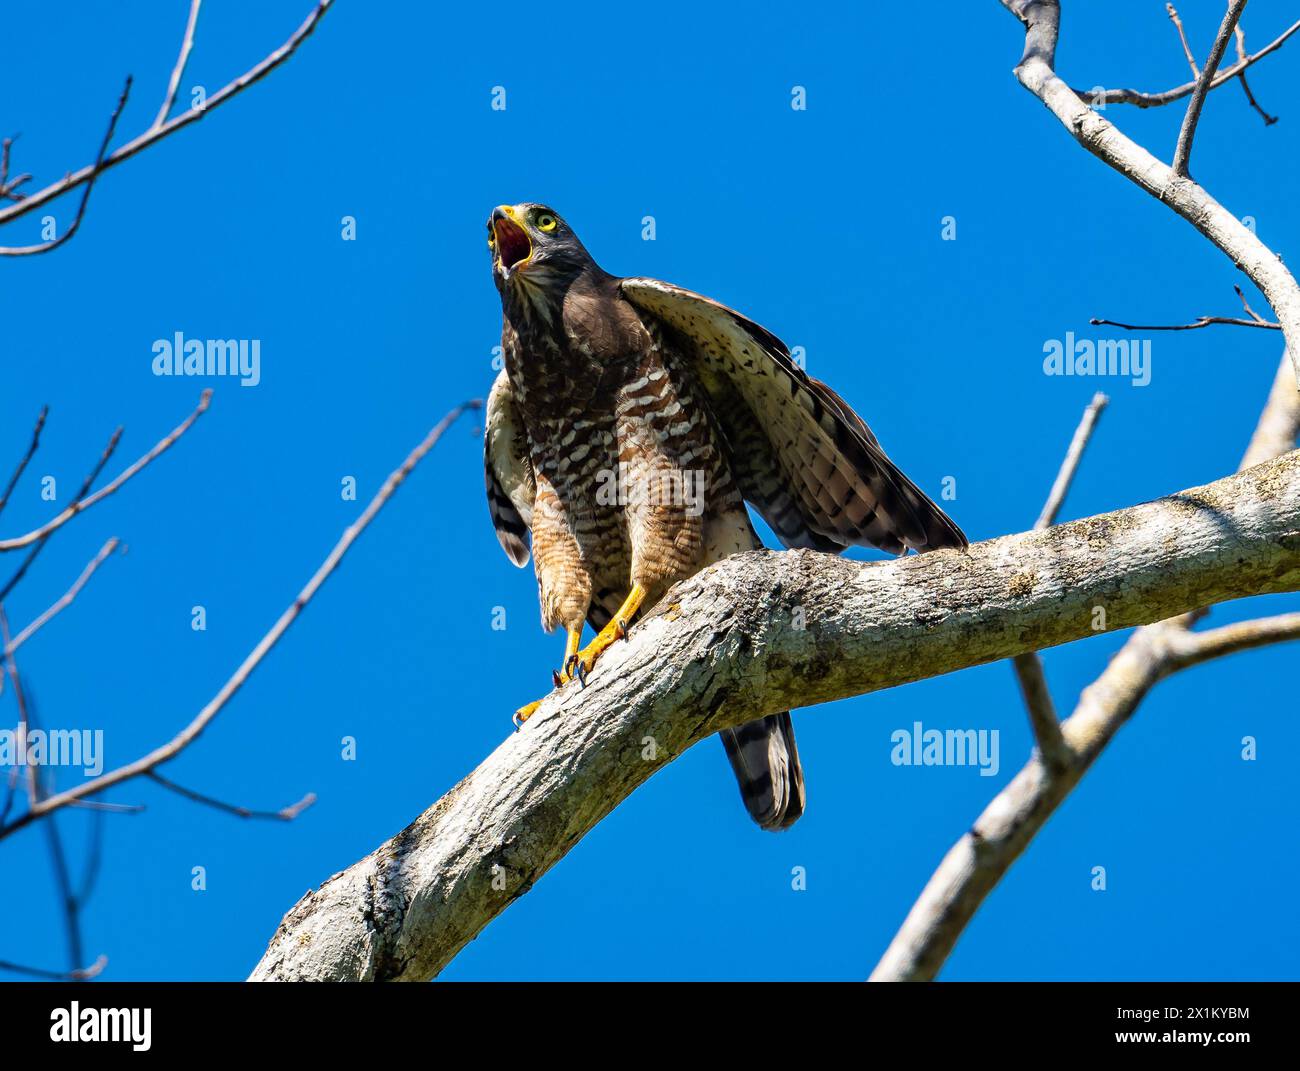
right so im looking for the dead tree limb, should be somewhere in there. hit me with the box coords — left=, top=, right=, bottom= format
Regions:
left=249, top=448, right=1300, bottom=981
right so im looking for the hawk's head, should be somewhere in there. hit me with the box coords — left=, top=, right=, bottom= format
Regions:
left=487, top=203, right=595, bottom=291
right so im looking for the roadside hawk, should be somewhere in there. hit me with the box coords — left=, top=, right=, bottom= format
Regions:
left=483, top=203, right=966, bottom=830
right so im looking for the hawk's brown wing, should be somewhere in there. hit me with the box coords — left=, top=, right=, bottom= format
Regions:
left=619, top=277, right=966, bottom=555
left=483, top=370, right=535, bottom=568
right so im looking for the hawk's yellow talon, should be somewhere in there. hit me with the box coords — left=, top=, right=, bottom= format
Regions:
left=513, top=700, right=543, bottom=729
left=566, top=583, right=647, bottom=683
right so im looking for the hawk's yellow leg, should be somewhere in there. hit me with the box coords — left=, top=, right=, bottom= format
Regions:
left=563, top=583, right=648, bottom=684
left=513, top=626, right=582, bottom=728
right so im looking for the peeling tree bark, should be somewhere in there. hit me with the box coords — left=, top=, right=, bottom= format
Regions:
left=250, top=452, right=1300, bottom=981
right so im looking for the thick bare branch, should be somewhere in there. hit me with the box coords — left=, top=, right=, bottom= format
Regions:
left=250, top=451, right=1300, bottom=980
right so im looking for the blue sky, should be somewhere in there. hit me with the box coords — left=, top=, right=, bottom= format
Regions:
left=1, top=0, right=1297, bottom=981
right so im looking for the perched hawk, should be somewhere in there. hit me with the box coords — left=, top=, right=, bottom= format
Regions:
left=483, top=203, right=966, bottom=830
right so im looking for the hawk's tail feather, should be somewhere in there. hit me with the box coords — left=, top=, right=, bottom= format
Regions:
left=719, top=712, right=805, bottom=831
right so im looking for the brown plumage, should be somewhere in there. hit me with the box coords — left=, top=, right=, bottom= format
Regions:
left=483, top=203, right=966, bottom=830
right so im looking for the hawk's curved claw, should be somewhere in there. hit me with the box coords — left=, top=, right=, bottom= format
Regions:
left=563, top=654, right=587, bottom=688
left=513, top=699, right=543, bottom=730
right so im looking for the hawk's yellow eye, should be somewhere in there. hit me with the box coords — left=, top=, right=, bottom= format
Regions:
left=536, top=213, right=558, bottom=232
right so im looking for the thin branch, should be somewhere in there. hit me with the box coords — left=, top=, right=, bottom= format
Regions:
left=1173, top=0, right=1247, bottom=178
left=1166, top=4, right=1199, bottom=79
left=0, top=391, right=210, bottom=553
left=0, top=77, right=131, bottom=257
left=1234, top=283, right=1269, bottom=323
left=1090, top=315, right=1279, bottom=331
left=145, top=770, right=315, bottom=821
left=0, top=607, right=38, bottom=808
left=1171, top=611, right=1300, bottom=665
left=0, top=427, right=123, bottom=603
left=154, top=0, right=203, bottom=130
left=74, top=806, right=107, bottom=907
left=0, top=135, right=32, bottom=202
left=0, top=406, right=47, bottom=520
left=1234, top=25, right=1279, bottom=125
left=0, top=953, right=106, bottom=981
left=1035, top=391, right=1108, bottom=529
left=3, top=538, right=121, bottom=660
left=44, top=812, right=85, bottom=971
left=1073, top=18, right=1300, bottom=108
left=1011, top=392, right=1109, bottom=773
left=0, top=401, right=482, bottom=839
left=0, top=1, right=334, bottom=232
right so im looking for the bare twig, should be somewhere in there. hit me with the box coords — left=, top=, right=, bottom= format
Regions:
left=3, top=538, right=121, bottom=660
left=0, top=406, right=48, bottom=520
left=0, top=1, right=333, bottom=233
left=1234, top=284, right=1269, bottom=323
left=1090, top=315, right=1279, bottom=332
left=1173, top=0, right=1247, bottom=178
left=0, top=953, right=106, bottom=981
left=44, top=812, right=85, bottom=971
left=0, top=392, right=210, bottom=553
left=1035, top=392, right=1108, bottom=530
left=1167, top=4, right=1199, bottom=79
left=0, top=401, right=481, bottom=839
left=154, top=0, right=203, bottom=130
left=0, top=607, right=38, bottom=807
left=145, top=771, right=315, bottom=821
left=0, top=78, right=132, bottom=257
left=1234, top=25, right=1278, bottom=125
left=0, top=427, right=123, bottom=604
left=1073, top=17, right=1300, bottom=108
left=1011, top=392, right=1109, bottom=772
left=0, top=135, right=32, bottom=201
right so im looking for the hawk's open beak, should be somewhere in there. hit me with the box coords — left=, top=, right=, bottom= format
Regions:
left=492, top=205, right=532, bottom=274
